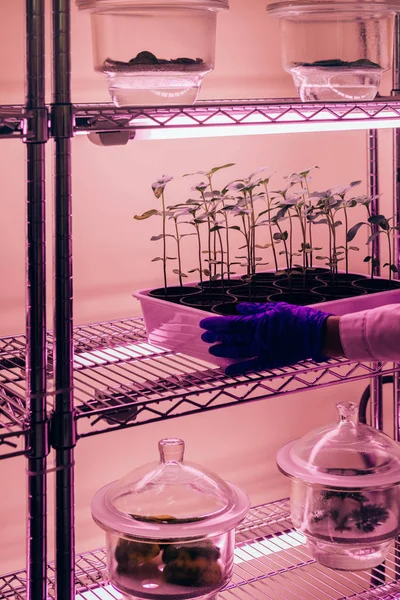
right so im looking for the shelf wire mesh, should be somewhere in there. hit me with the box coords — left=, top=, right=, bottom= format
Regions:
left=3, top=99, right=400, bottom=138
left=1, top=318, right=400, bottom=457
left=2, top=499, right=400, bottom=600
left=72, top=98, right=400, bottom=135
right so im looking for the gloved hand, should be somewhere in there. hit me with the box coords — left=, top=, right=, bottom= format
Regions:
left=200, top=301, right=332, bottom=376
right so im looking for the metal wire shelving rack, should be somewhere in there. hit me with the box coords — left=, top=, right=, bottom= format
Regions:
left=3, top=1, right=400, bottom=599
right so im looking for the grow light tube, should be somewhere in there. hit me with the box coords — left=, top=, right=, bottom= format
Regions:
left=133, top=117, right=400, bottom=140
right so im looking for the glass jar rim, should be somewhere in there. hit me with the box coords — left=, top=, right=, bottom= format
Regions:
left=91, top=480, right=250, bottom=539
left=267, top=0, right=400, bottom=17
left=77, top=0, right=229, bottom=10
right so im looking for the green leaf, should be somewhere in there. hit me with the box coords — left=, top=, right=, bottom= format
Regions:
left=188, top=268, right=199, bottom=273
left=151, top=257, right=164, bottom=262
left=166, top=256, right=177, bottom=260
left=349, top=246, right=359, bottom=251
left=346, top=222, right=364, bottom=242
left=229, top=226, right=241, bottom=231
left=367, top=231, right=380, bottom=244
left=391, top=264, right=399, bottom=273
left=134, top=209, right=160, bottom=220
left=208, top=163, right=236, bottom=177
left=150, top=234, right=164, bottom=241
left=364, top=256, right=372, bottom=262
left=203, top=269, right=211, bottom=276
left=368, top=214, right=385, bottom=224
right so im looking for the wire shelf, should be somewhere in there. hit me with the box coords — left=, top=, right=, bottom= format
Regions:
left=3, top=98, right=400, bottom=140
left=72, top=97, right=400, bottom=135
left=0, top=317, right=399, bottom=451
left=0, top=106, right=24, bottom=138
left=2, top=499, right=400, bottom=600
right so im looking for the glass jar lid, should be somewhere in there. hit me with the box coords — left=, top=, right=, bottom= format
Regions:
left=267, top=0, right=400, bottom=16
left=77, top=0, right=229, bottom=11
left=92, top=438, right=250, bottom=539
left=277, top=402, right=400, bottom=488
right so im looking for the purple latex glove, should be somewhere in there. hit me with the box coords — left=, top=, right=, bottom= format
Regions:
left=200, top=301, right=332, bottom=376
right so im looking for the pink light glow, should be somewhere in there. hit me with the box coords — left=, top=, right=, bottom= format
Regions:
left=133, top=118, right=400, bottom=140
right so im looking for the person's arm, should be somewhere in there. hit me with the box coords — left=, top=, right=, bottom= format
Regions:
left=200, top=301, right=400, bottom=375
left=322, top=316, right=343, bottom=358
left=336, top=303, right=400, bottom=362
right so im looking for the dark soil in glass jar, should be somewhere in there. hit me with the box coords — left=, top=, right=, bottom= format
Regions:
left=100, top=52, right=208, bottom=73
left=293, top=58, right=382, bottom=69
left=113, top=538, right=226, bottom=600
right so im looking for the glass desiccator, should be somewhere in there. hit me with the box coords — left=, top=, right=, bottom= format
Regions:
left=91, top=437, right=250, bottom=599
left=277, top=402, right=400, bottom=571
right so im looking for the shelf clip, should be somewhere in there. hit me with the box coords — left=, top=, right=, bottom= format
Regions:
left=23, top=107, right=49, bottom=144
left=51, top=103, right=74, bottom=139
left=49, top=410, right=77, bottom=450
left=24, top=417, right=50, bottom=459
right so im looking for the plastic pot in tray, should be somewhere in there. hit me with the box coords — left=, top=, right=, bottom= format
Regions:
left=92, top=437, right=250, bottom=599
left=76, top=0, right=229, bottom=106
left=267, top=1, right=400, bottom=101
left=277, top=402, right=400, bottom=571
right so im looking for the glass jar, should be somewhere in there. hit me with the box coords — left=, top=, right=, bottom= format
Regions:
left=277, top=402, right=400, bottom=571
left=92, top=437, right=250, bottom=599
left=267, top=1, right=400, bottom=102
left=76, top=0, right=229, bottom=106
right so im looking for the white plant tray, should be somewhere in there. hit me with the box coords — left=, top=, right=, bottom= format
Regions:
left=133, top=280, right=400, bottom=369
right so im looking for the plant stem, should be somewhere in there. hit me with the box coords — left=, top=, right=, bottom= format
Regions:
left=343, top=204, right=349, bottom=274
left=327, top=208, right=337, bottom=275
left=241, top=214, right=251, bottom=278
left=249, top=189, right=257, bottom=274
left=366, top=205, right=375, bottom=279
left=201, top=191, right=212, bottom=284
left=263, top=183, right=279, bottom=271
left=304, top=176, right=313, bottom=268
left=221, top=198, right=231, bottom=278
left=295, top=206, right=308, bottom=271
left=388, top=231, right=392, bottom=280
left=276, top=220, right=290, bottom=274
left=216, top=228, right=225, bottom=290
left=242, top=191, right=253, bottom=274
left=174, top=218, right=183, bottom=287
left=195, top=224, right=203, bottom=286
left=161, top=190, right=167, bottom=293
left=288, top=211, right=293, bottom=271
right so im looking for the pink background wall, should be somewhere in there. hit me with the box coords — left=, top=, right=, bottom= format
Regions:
left=0, top=0, right=396, bottom=576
